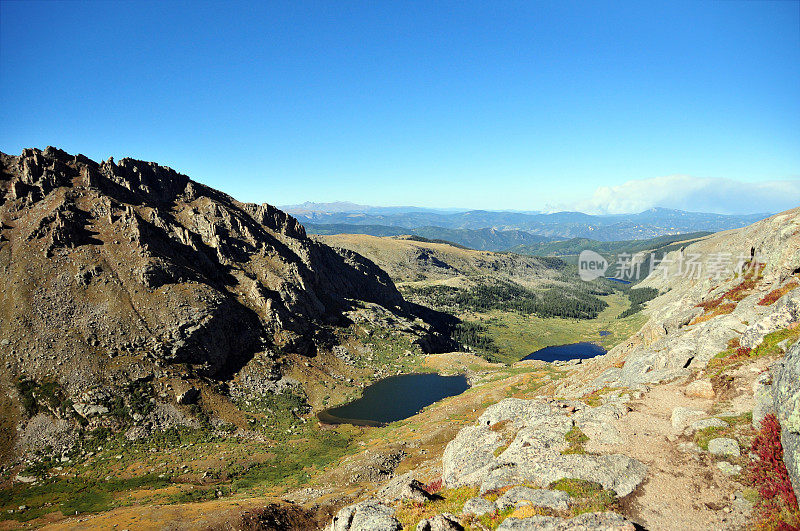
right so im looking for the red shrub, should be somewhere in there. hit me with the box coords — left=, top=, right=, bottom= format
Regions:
left=759, top=280, right=800, bottom=306
left=696, top=296, right=726, bottom=310
left=749, top=414, right=800, bottom=527
left=736, top=346, right=753, bottom=357
left=424, top=477, right=443, bottom=494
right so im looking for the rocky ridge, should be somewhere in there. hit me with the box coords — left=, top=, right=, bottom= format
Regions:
left=0, top=147, right=450, bottom=462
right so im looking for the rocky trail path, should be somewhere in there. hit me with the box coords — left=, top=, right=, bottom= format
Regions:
left=602, top=381, right=752, bottom=530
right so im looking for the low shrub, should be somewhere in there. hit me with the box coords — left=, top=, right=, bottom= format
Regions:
left=562, top=426, right=589, bottom=455
left=748, top=414, right=800, bottom=529
left=691, top=302, right=736, bottom=325
left=424, top=477, right=443, bottom=495
left=549, top=478, right=617, bottom=515
left=394, top=486, right=477, bottom=529
left=692, top=264, right=765, bottom=324
left=758, top=280, right=800, bottom=306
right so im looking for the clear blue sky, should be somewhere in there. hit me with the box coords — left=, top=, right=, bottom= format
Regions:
left=1, top=1, right=798, bottom=213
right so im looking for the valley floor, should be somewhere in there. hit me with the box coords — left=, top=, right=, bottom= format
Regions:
left=11, top=343, right=780, bottom=530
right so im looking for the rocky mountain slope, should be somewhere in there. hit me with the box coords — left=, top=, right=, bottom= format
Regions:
left=0, top=147, right=450, bottom=464
left=322, top=208, right=799, bottom=530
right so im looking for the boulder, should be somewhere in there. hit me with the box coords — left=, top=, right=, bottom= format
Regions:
left=479, top=452, right=646, bottom=498
left=494, top=487, right=570, bottom=511
left=462, top=497, right=496, bottom=516
left=497, top=516, right=561, bottom=530
left=689, top=418, right=728, bottom=432
left=442, top=425, right=504, bottom=488
left=444, top=398, right=646, bottom=498
left=497, top=511, right=635, bottom=530
left=72, top=402, right=109, bottom=418
left=574, top=402, right=627, bottom=445
left=326, top=499, right=401, bottom=531
left=671, top=407, right=707, bottom=431
left=415, top=513, right=463, bottom=531
left=684, top=379, right=715, bottom=399
left=477, top=398, right=560, bottom=428
left=707, top=438, right=740, bottom=458
left=716, top=462, right=742, bottom=476
left=377, top=472, right=434, bottom=503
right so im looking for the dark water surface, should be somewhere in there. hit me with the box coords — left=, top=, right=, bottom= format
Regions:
left=522, top=342, right=607, bottom=363
left=318, top=373, right=469, bottom=426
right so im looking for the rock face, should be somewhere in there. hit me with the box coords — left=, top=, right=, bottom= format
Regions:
left=583, top=208, right=800, bottom=394
left=442, top=398, right=647, bottom=497
left=772, top=340, right=800, bottom=495
left=0, top=147, right=412, bottom=382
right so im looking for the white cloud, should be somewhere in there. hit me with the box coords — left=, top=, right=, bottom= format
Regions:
left=559, top=175, right=800, bottom=215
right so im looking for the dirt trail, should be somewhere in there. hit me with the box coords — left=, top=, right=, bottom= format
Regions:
left=590, top=378, right=758, bottom=530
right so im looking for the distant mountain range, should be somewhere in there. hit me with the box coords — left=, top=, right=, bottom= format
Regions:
left=287, top=204, right=770, bottom=250
left=281, top=201, right=475, bottom=216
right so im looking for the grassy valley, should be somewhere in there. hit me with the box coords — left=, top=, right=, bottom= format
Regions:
left=317, top=233, right=650, bottom=364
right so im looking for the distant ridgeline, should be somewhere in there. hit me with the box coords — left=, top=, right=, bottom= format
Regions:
left=305, top=221, right=716, bottom=259
left=293, top=205, right=765, bottom=251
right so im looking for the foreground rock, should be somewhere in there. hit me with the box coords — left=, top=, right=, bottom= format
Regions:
left=442, top=398, right=647, bottom=497
left=670, top=407, right=707, bottom=432
left=377, top=472, right=435, bottom=503
left=462, top=497, right=496, bottom=516
left=497, top=512, right=636, bottom=530
left=495, top=487, right=570, bottom=511
left=772, top=340, right=800, bottom=493
left=707, top=438, right=740, bottom=458
left=684, top=379, right=715, bottom=399
left=326, top=499, right=401, bottom=531
left=415, top=513, right=463, bottom=531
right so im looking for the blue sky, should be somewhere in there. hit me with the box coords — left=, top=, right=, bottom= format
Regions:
left=1, top=1, right=798, bottom=213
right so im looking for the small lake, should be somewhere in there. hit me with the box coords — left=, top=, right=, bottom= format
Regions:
left=521, top=342, right=607, bottom=363
left=318, top=373, right=469, bottom=426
